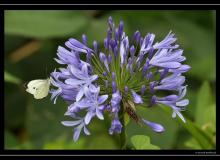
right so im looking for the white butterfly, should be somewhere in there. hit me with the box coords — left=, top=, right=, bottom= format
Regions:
left=26, top=78, right=51, bottom=99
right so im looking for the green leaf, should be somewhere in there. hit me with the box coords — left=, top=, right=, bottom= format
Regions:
left=184, top=138, right=202, bottom=149
left=201, top=103, right=216, bottom=134
left=195, top=81, right=214, bottom=127
left=4, top=71, right=21, bottom=84
left=5, top=11, right=88, bottom=39
left=131, top=135, right=160, bottom=149
left=179, top=116, right=214, bottom=149
left=161, top=105, right=215, bottom=149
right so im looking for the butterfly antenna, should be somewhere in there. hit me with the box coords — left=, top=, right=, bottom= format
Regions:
left=23, top=82, right=28, bottom=89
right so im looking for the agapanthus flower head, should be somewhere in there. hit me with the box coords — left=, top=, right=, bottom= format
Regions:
left=49, top=17, right=190, bottom=141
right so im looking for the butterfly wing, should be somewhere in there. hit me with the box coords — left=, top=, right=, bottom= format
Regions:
left=34, top=82, right=50, bottom=99
left=26, top=79, right=50, bottom=99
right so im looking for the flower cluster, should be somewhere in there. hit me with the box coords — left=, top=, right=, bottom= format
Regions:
left=49, top=16, right=190, bottom=141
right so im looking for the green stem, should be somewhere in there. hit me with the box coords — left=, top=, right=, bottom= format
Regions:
left=119, top=102, right=126, bottom=149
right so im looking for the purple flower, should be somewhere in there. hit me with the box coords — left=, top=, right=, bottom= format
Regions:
left=112, top=81, right=117, bottom=93
left=131, top=89, right=143, bottom=104
left=54, top=46, right=80, bottom=66
left=111, top=72, right=115, bottom=80
left=76, top=86, right=108, bottom=124
left=65, top=38, right=93, bottom=54
left=93, top=41, right=98, bottom=53
left=62, top=113, right=90, bottom=142
left=110, top=90, right=122, bottom=113
left=155, top=86, right=189, bottom=123
left=120, top=36, right=129, bottom=65
left=149, top=49, right=185, bottom=69
left=140, top=85, right=146, bottom=95
left=118, top=21, right=124, bottom=39
left=140, top=33, right=155, bottom=53
left=82, top=34, right=87, bottom=45
left=170, top=64, right=191, bottom=73
left=154, top=73, right=185, bottom=91
left=142, top=60, right=149, bottom=76
left=124, top=86, right=128, bottom=95
left=50, top=71, right=79, bottom=104
left=130, top=45, right=135, bottom=57
left=109, top=117, right=122, bottom=135
left=108, top=16, right=114, bottom=30
left=133, top=30, right=141, bottom=44
left=153, top=31, right=179, bottom=49
left=48, top=16, right=190, bottom=141
left=99, top=52, right=110, bottom=72
left=65, top=64, right=98, bottom=101
left=159, top=68, right=169, bottom=80
left=142, top=119, right=165, bottom=133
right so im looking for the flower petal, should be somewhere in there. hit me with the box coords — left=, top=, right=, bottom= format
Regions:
left=140, top=33, right=155, bottom=52
left=109, top=118, right=122, bottom=135
left=54, top=58, right=66, bottom=65
left=81, top=64, right=88, bottom=75
left=84, top=86, right=91, bottom=98
left=173, top=109, right=186, bottom=123
left=65, top=78, right=84, bottom=86
left=156, top=62, right=181, bottom=69
left=84, top=111, right=94, bottom=125
left=131, top=89, right=143, bottom=104
left=83, top=126, right=91, bottom=135
left=76, top=87, right=84, bottom=101
left=89, top=84, right=99, bottom=93
left=66, top=38, right=93, bottom=54
left=96, top=108, right=104, bottom=120
left=68, top=65, right=88, bottom=80
left=90, top=75, right=98, bottom=82
left=172, top=111, right=177, bottom=118
left=61, top=120, right=82, bottom=127
left=50, top=88, right=62, bottom=104
left=176, top=99, right=189, bottom=106
left=120, top=37, right=129, bottom=65
left=73, top=127, right=82, bottom=142
left=170, top=64, right=191, bottom=73
left=159, top=95, right=179, bottom=101
left=178, top=86, right=187, bottom=100
left=142, top=119, right=165, bottom=133
left=98, top=95, right=108, bottom=104
left=75, top=100, right=90, bottom=109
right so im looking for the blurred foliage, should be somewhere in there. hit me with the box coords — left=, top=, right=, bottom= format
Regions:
left=4, top=71, right=21, bottom=84
left=4, top=10, right=216, bottom=150
left=5, top=11, right=89, bottom=39
left=131, top=135, right=160, bottom=149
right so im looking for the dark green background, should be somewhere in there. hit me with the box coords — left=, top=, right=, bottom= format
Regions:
left=4, top=10, right=216, bottom=149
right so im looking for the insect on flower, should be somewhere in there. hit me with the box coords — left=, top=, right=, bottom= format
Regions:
left=123, top=100, right=142, bottom=125
left=26, top=78, right=51, bottom=99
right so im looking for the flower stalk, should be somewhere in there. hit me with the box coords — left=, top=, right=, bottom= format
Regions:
left=119, top=102, right=126, bottom=149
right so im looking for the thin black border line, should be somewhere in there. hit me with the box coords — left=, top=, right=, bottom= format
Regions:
left=0, top=154, right=218, bottom=156
left=2, top=8, right=218, bottom=156
left=0, top=4, right=220, bottom=5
